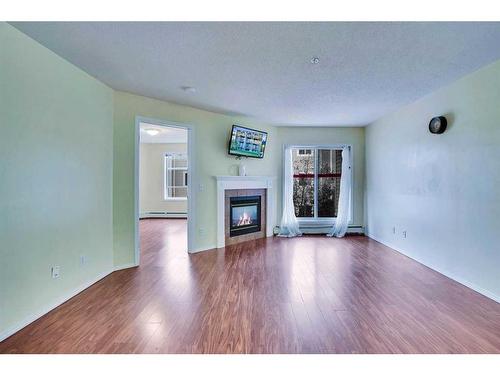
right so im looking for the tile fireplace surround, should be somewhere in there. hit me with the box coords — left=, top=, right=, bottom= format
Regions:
left=215, top=176, right=276, bottom=248
left=225, top=189, right=266, bottom=246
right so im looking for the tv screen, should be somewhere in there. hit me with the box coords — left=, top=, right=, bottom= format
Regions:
left=228, top=125, right=268, bottom=158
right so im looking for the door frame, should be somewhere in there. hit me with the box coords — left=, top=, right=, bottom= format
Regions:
left=134, top=116, right=196, bottom=264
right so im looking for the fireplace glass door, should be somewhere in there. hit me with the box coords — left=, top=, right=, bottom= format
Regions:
left=229, top=195, right=261, bottom=237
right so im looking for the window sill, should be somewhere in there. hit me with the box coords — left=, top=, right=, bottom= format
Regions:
left=164, top=197, right=187, bottom=201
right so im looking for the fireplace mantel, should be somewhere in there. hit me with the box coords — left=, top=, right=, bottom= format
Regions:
left=215, top=175, right=276, bottom=248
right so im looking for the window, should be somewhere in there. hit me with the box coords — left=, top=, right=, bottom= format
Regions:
left=164, top=153, right=188, bottom=199
left=292, top=148, right=343, bottom=219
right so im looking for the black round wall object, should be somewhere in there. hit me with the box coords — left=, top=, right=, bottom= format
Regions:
left=429, top=116, right=447, bottom=134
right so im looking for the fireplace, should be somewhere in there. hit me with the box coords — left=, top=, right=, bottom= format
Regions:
left=229, top=195, right=261, bottom=237
left=221, top=185, right=269, bottom=247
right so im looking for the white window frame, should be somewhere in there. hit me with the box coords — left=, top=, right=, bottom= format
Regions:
left=283, top=144, right=353, bottom=226
left=164, top=152, right=188, bottom=201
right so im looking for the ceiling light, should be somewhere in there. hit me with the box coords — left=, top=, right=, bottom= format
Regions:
left=181, top=86, right=197, bottom=93
left=310, top=57, right=320, bottom=64
left=145, top=129, right=160, bottom=136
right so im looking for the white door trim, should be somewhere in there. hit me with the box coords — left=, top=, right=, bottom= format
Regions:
left=134, top=116, right=196, bottom=265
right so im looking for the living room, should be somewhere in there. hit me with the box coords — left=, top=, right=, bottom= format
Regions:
left=1, top=1, right=499, bottom=373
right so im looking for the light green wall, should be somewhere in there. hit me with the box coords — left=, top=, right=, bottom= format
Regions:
left=275, top=127, right=365, bottom=227
left=113, top=91, right=280, bottom=265
left=365, top=59, right=500, bottom=301
left=140, top=143, right=188, bottom=214
left=0, top=23, right=114, bottom=336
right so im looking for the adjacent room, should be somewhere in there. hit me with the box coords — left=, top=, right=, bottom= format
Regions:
left=139, top=121, right=189, bottom=264
left=1, top=20, right=499, bottom=356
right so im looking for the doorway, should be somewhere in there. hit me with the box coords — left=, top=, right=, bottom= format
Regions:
left=135, top=116, right=195, bottom=264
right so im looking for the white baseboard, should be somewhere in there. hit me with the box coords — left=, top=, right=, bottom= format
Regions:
left=366, top=231, right=500, bottom=304
left=346, top=226, right=364, bottom=234
left=114, top=262, right=138, bottom=271
left=140, top=212, right=187, bottom=219
left=0, top=270, right=112, bottom=342
left=188, top=244, right=216, bottom=254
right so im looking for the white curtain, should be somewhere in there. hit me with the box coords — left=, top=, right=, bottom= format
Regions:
left=327, top=146, right=351, bottom=238
left=278, top=146, right=302, bottom=237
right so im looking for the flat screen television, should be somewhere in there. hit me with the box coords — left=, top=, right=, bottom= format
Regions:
left=228, top=125, right=268, bottom=158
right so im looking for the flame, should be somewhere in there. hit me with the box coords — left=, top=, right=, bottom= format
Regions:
left=237, top=211, right=253, bottom=226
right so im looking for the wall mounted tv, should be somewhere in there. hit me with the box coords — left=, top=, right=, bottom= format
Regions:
left=228, top=125, right=268, bottom=158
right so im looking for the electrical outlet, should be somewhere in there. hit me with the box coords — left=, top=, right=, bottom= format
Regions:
left=199, top=184, right=204, bottom=192
left=80, top=255, right=87, bottom=266
left=199, top=228, right=205, bottom=236
left=402, top=230, right=407, bottom=239
left=51, top=266, right=60, bottom=279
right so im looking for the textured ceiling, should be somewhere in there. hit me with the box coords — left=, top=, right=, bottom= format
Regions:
left=11, top=22, right=500, bottom=126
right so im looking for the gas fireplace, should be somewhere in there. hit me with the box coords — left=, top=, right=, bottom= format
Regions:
left=229, top=195, right=261, bottom=237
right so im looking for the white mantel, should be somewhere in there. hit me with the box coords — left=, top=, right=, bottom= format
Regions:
left=215, top=175, right=277, bottom=248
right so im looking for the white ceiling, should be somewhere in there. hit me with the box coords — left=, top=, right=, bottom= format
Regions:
left=11, top=22, right=500, bottom=126
left=140, top=123, right=187, bottom=144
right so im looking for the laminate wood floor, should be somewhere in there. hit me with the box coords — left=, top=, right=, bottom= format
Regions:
left=1, top=218, right=499, bottom=353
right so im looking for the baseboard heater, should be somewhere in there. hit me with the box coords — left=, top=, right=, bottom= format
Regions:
left=273, top=225, right=364, bottom=235
left=140, top=211, right=187, bottom=219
